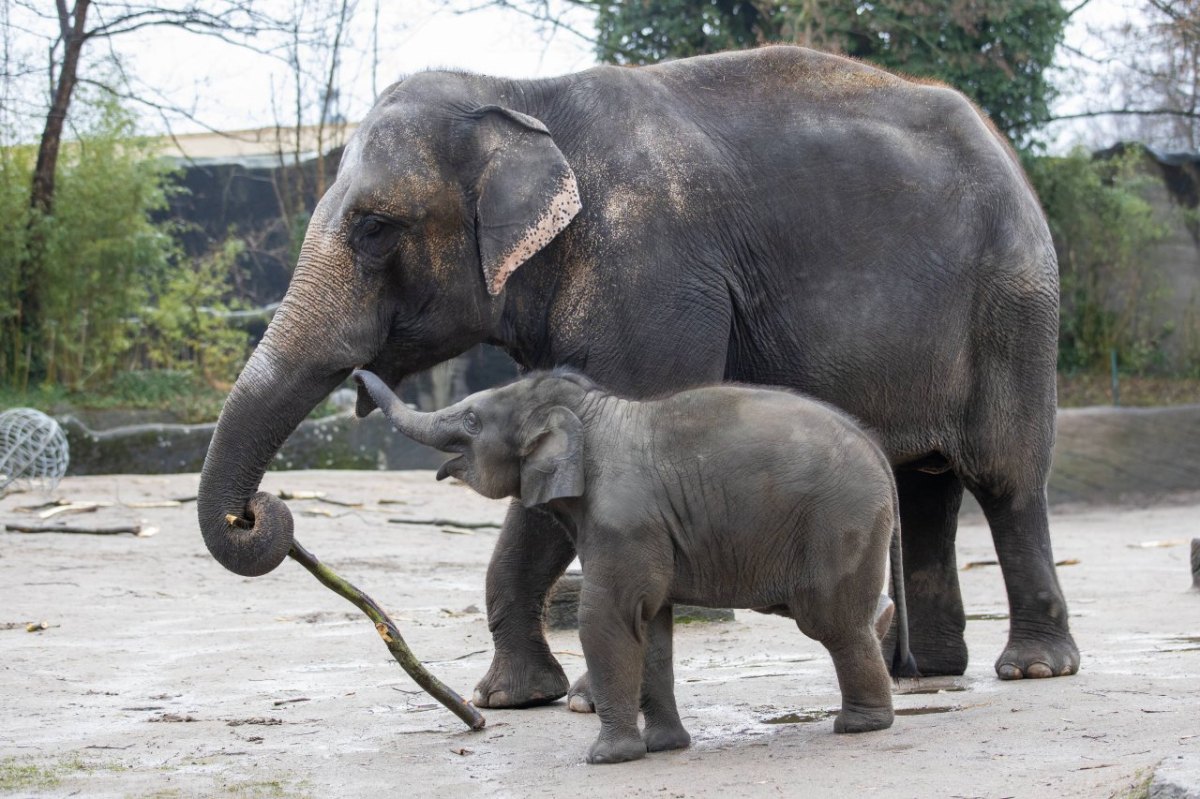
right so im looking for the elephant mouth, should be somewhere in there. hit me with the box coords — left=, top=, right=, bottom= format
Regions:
left=436, top=455, right=464, bottom=482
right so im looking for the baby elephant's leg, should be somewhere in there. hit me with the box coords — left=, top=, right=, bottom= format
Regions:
left=823, top=628, right=895, bottom=734
left=640, top=604, right=690, bottom=753
left=578, top=583, right=649, bottom=764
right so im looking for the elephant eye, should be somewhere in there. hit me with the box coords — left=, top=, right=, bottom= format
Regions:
left=463, top=411, right=481, bottom=435
left=352, top=214, right=405, bottom=265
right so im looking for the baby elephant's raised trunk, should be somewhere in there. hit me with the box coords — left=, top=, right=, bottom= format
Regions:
left=353, top=370, right=456, bottom=450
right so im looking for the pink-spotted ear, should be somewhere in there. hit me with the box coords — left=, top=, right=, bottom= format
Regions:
left=472, top=106, right=581, bottom=296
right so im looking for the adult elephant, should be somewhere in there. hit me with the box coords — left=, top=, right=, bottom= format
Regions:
left=198, top=45, right=1079, bottom=709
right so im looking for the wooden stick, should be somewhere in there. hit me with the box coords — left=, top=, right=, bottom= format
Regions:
left=287, top=540, right=485, bottom=731
left=5, top=523, right=142, bottom=535
left=387, top=518, right=501, bottom=529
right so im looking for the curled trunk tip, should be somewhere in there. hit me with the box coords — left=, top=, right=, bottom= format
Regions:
left=200, top=491, right=294, bottom=577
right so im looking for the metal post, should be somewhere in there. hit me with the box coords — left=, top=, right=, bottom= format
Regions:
left=1110, top=349, right=1120, bottom=407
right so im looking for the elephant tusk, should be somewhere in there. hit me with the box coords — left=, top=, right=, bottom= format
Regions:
left=225, top=514, right=252, bottom=530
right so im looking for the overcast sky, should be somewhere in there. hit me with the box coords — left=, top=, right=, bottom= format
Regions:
left=3, top=0, right=1147, bottom=152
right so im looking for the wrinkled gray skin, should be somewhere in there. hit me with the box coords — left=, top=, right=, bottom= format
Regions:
left=197, top=46, right=1078, bottom=713
left=356, top=368, right=917, bottom=764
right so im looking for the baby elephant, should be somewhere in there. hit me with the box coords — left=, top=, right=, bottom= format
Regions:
left=354, top=369, right=917, bottom=764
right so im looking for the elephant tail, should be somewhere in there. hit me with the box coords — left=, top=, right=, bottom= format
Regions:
left=889, top=491, right=921, bottom=679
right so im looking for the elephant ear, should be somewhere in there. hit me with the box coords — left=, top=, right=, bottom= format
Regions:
left=519, top=405, right=584, bottom=507
left=472, top=106, right=582, bottom=296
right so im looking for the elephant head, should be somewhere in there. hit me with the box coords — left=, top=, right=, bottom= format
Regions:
left=198, top=76, right=582, bottom=577
left=353, top=369, right=585, bottom=509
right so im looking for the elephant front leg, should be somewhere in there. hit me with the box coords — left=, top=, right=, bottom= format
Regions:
left=474, top=503, right=574, bottom=708
left=640, top=604, right=690, bottom=753
left=579, top=582, right=650, bottom=765
left=894, top=469, right=968, bottom=676
left=975, top=485, right=1080, bottom=680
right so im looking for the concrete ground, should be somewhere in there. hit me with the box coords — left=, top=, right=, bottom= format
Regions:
left=1, top=471, right=1198, bottom=798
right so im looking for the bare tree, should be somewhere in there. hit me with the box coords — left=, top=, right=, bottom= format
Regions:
left=267, top=0, right=358, bottom=268
left=1119, top=0, right=1200, bottom=149
left=1049, top=0, right=1200, bottom=150
left=10, top=0, right=282, bottom=381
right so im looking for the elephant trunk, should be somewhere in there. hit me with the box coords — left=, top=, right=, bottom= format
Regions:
left=353, top=369, right=460, bottom=451
left=198, top=346, right=348, bottom=577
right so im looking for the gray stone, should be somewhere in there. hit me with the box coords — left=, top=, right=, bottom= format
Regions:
left=59, top=411, right=445, bottom=476
left=1046, top=404, right=1200, bottom=507
left=545, top=572, right=733, bottom=630
left=1151, top=754, right=1200, bottom=799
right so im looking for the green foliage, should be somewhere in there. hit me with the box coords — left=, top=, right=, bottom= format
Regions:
left=593, top=0, right=1067, bottom=141
left=1026, top=147, right=1171, bottom=373
left=137, top=236, right=250, bottom=384
left=1, top=92, right=253, bottom=413
left=1, top=94, right=175, bottom=389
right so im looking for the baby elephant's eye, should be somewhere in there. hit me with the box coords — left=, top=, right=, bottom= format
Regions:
left=463, top=411, right=481, bottom=435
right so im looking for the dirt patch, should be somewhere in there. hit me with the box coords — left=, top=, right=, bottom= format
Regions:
left=2, top=471, right=1199, bottom=797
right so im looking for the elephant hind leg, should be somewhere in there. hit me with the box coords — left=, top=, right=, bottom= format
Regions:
left=966, top=480, right=1079, bottom=680
left=891, top=468, right=968, bottom=676
left=791, top=587, right=892, bottom=734
left=821, top=628, right=895, bottom=734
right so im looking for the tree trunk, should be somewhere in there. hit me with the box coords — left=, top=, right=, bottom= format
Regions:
left=19, top=0, right=90, bottom=384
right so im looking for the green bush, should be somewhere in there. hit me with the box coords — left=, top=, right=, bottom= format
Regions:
left=1, top=92, right=252, bottom=408
left=1026, top=147, right=1171, bottom=374
left=136, top=236, right=250, bottom=385
left=1, top=95, right=175, bottom=389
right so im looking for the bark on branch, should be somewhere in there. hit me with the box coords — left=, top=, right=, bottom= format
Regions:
left=287, top=540, right=486, bottom=731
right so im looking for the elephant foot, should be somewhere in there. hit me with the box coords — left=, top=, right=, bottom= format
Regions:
left=643, top=723, right=690, bottom=753
left=567, top=671, right=595, bottom=713
left=833, top=702, right=894, bottom=734
left=995, top=633, right=1080, bottom=680
left=587, top=732, right=647, bottom=765
left=472, top=651, right=568, bottom=708
left=883, top=625, right=967, bottom=677
left=910, top=641, right=967, bottom=676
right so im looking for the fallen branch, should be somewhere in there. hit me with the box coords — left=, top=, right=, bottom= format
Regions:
left=287, top=540, right=485, bottom=731
left=5, top=522, right=153, bottom=536
left=280, top=490, right=363, bottom=507
left=388, top=518, right=501, bottom=529
left=40, top=502, right=109, bottom=519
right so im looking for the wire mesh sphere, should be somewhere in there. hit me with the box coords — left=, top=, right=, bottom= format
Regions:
left=0, top=408, right=70, bottom=495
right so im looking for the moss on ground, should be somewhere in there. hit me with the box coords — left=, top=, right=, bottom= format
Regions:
left=1058, top=372, right=1200, bottom=407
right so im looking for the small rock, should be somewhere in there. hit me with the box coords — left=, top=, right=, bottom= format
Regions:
left=1151, top=753, right=1200, bottom=799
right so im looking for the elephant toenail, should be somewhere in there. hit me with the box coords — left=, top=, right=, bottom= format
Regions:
left=568, top=694, right=595, bottom=713
left=997, top=663, right=1024, bottom=680
left=1059, top=664, right=1076, bottom=676
left=1026, top=662, right=1053, bottom=679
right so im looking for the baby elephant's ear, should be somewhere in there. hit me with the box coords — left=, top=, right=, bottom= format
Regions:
left=520, top=406, right=584, bottom=507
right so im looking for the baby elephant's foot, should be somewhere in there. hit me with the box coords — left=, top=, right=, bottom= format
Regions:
left=587, top=733, right=648, bottom=765
left=643, top=722, right=691, bottom=753
left=833, top=702, right=894, bottom=734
